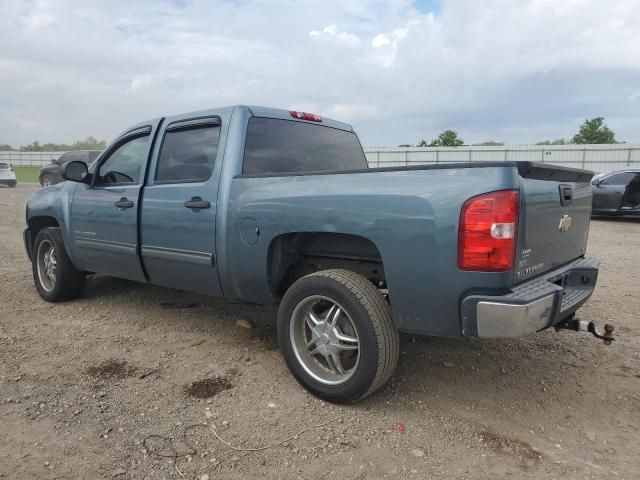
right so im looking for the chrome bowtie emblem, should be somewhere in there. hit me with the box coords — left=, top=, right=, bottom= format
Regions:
left=558, top=214, right=572, bottom=232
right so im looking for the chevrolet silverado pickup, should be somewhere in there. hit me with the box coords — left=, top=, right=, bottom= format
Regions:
left=24, top=105, right=604, bottom=403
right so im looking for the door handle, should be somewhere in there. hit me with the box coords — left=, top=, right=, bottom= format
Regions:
left=114, top=197, right=134, bottom=209
left=184, top=196, right=211, bottom=209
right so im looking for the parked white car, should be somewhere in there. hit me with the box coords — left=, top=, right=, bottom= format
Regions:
left=0, top=162, right=17, bottom=187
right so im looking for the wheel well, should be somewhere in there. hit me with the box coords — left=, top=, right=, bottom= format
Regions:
left=268, top=232, right=385, bottom=298
left=28, top=216, right=59, bottom=251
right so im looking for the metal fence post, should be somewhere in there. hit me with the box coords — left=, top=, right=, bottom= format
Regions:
left=628, top=148, right=632, bottom=167
left=582, top=149, right=586, bottom=170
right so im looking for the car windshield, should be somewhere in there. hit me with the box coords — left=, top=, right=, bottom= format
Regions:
left=0, top=162, right=9, bottom=170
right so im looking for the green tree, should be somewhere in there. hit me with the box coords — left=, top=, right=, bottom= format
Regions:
left=417, top=130, right=464, bottom=147
left=474, top=140, right=504, bottom=146
left=398, top=144, right=412, bottom=147
left=535, top=138, right=567, bottom=145
left=19, top=137, right=107, bottom=152
left=0, top=143, right=14, bottom=151
left=72, top=136, right=106, bottom=150
left=572, top=117, right=616, bottom=144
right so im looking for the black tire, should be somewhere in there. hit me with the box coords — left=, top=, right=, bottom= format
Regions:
left=9, top=182, right=16, bottom=188
left=32, top=227, right=85, bottom=302
left=277, top=269, right=399, bottom=403
left=41, top=174, right=52, bottom=187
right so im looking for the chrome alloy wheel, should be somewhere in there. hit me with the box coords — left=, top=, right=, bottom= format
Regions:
left=289, top=295, right=360, bottom=385
left=36, top=239, right=57, bottom=292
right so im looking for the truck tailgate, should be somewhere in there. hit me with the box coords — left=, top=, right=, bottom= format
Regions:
left=514, top=163, right=594, bottom=284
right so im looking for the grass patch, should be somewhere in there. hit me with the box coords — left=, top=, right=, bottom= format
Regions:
left=13, top=167, right=41, bottom=183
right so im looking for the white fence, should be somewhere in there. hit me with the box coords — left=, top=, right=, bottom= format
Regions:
left=0, top=151, right=63, bottom=166
left=363, top=144, right=640, bottom=173
left=3, top=144, right=640, bottom=173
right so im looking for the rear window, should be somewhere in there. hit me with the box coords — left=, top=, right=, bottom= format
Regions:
left=242, top=117, right=367, bottom=175
left=0, top=162, right=9, bottom=169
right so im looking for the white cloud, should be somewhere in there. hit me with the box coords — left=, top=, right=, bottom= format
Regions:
left=371, top=21, right=421, bottom=67
left=129, top=75, right=153, bottom=92
left=309, top=24, right=361, bottom=47
left=0, top=0, right=639, bottom=147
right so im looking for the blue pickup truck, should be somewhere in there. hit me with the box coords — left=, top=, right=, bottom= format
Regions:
left=24, top=105, right=606, bottom=403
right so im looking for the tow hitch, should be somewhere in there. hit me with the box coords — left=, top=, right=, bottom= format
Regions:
left=555, top=316, right=615, bottom=345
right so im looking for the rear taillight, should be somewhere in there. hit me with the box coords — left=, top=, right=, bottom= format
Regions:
left=289, top=111, right=323, bottom=122
left=458, top=190, right=519, bottom=272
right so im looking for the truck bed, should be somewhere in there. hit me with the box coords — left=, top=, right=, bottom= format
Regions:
left=225, top=161, right=594, bottom=337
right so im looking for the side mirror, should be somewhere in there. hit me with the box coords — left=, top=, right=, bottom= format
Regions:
left=61, top=160, right=89, bottom=183
left=592, top=179, right=602, bottom=186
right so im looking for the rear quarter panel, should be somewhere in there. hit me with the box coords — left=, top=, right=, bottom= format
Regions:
left=225, top=166, right=519, bottom=336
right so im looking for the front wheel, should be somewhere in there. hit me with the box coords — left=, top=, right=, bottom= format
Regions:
left=278, top=269, right=399, bottom=403
left=32, top=227, right=85, bottom=302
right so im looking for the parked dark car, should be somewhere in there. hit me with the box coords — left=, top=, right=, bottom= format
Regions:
left=39, top=150, right=101, bottom=186
left=591, top=169, right=640, bottom=216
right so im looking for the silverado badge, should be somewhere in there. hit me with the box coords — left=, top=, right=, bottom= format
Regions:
left=558, top=214, right=572, bottom=232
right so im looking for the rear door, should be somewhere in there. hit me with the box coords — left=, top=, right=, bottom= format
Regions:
left=70, top=125, right=157, bottom=281
left=592, top=171, right=635, bottom=212
left=139, top=116, right=223, bottom=296
left=513, top=165, right=594, bottom=283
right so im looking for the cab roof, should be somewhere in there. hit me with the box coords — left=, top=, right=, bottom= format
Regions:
left=120, top=105, right=355, bottom=140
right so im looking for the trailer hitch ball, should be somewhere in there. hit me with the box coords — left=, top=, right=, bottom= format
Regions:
left=603, top=324, right=615, bottom=345
left=555, top=317, right=615, bottom=345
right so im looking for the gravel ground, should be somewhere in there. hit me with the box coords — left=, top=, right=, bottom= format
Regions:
left=1, top=183, right=639, bottom=479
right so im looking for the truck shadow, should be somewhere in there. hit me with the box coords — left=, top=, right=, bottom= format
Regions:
left=591, top=215, right=640, bottom=223
left=81, top=274, right=620, bottom=416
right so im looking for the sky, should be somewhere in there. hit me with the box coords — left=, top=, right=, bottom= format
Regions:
left=1, top=0, right=639, bottom=147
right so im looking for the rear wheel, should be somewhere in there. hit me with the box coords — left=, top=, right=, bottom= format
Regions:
left=278, top=269, right=399, bottom=403
left=32, top=227, right=85, bottom=302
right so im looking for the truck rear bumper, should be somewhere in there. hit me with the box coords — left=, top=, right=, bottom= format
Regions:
left=461, top=256, right=598, bottom=338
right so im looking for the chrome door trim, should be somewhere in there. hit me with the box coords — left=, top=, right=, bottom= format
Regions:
left=141, top=245, right=213, bottom=266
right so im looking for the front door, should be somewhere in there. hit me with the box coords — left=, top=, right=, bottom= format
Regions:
left=139, top=117, right=223, bottom=296
left=592, top=171, right=636, bottom=212
left=621, top=173, right=640, bottom=209
left=70, top=127, right=153, bottom=281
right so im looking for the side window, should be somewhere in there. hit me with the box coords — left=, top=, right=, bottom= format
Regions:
left=88, top=151, right=101, bottom=162
left=56, top=152, right=72, bottom=164
left=97, top=135, right=149, bottom=185
left=63, top=151, right=86, bottom=163
left=601, top=172, right=635, bottom=186
left=155, top=124, right=220, bottom=184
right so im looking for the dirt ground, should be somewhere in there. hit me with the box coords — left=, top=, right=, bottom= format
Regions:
left=1, top=183, right=639, bottom=480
